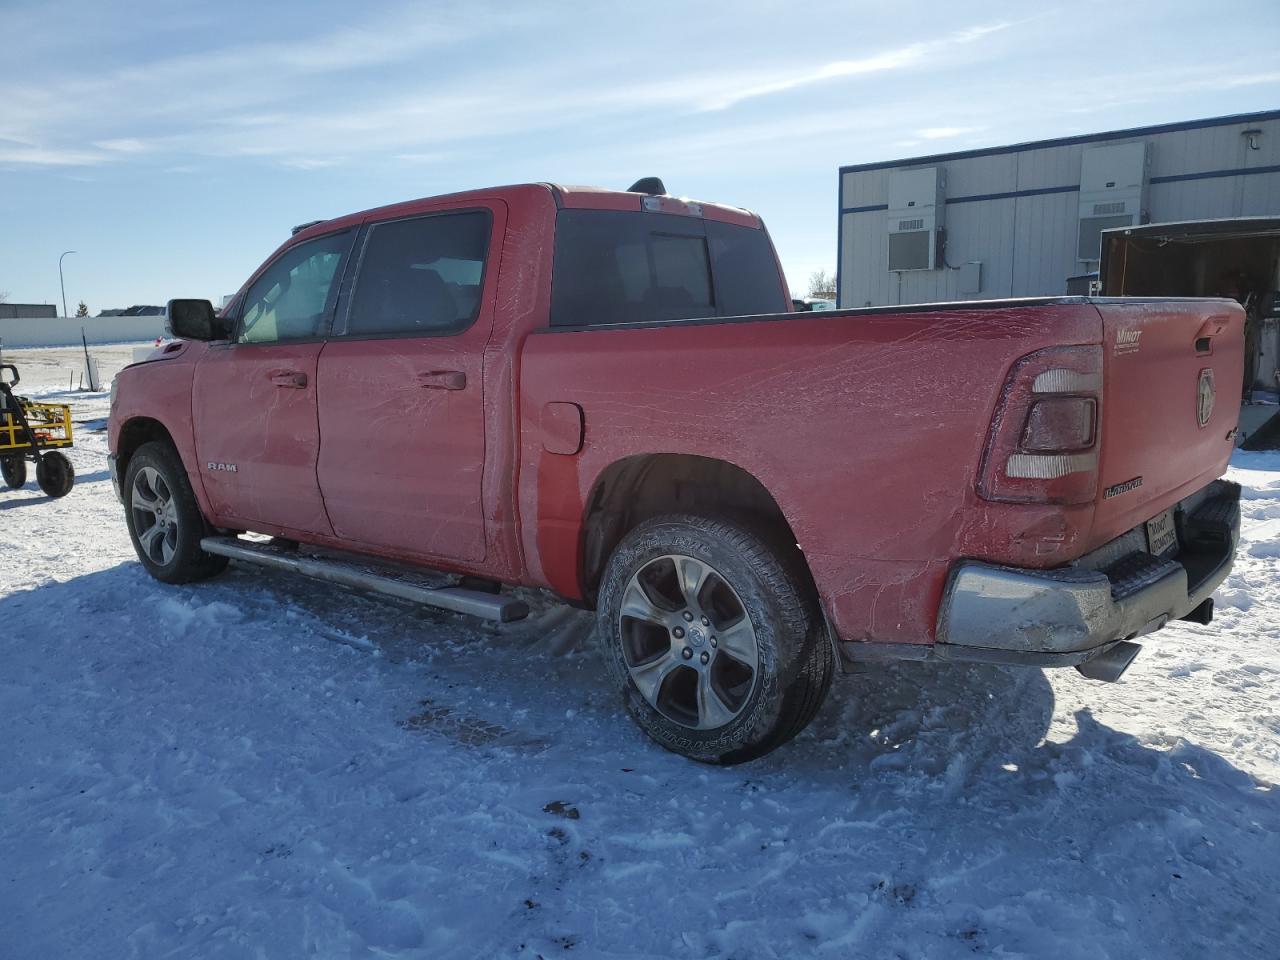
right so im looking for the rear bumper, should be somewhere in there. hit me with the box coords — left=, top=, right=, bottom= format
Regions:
left=935, top=479, right=1240, bottom=668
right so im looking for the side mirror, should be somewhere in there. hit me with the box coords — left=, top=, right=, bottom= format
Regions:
left=166, top=299, right=230, bottom=341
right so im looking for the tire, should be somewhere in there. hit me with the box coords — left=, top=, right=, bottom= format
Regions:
left=35, top=451, right=74, bottom=498
left=598, top=514, right=834, bottom=764
left=124, top=441, right=229, bottom=583
left=1, top=455, right=26, bottom=490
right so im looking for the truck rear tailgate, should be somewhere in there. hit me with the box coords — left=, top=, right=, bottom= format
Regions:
left=1091, top=298, right=1243, bottom=547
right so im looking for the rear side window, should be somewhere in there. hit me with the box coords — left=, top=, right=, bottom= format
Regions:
left=344, top=210, right=490, bottom=337
left=705, top=219, right=788, bottom=317
left=550, top=210, right=786, bottom=327
left=551, top=211, right=713, bottom=327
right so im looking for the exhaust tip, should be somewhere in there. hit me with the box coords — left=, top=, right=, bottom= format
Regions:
left=1179, top=597, right=1214, bottom=626
left=1076, top=640, right=1142, bottom=683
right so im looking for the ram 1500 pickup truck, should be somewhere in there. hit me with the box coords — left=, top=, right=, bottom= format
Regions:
left=108, top=181, right=1244, bottom=763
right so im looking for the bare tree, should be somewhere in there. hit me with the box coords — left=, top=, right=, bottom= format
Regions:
left=807, top=269, right=836, bottom=300
left=0, top=290, right=9, bottom=304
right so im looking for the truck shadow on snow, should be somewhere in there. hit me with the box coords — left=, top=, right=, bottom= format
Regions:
left=7, top=558, right=1270, bottom=802
left=6, top=558, right=1267, bottom=793
left=5, top=562, right=1277, bottom=956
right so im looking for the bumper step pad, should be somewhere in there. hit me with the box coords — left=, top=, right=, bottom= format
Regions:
left=1103, top=552, right=1182, bottom=601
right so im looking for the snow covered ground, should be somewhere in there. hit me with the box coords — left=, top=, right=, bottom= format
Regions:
left=1, top=344, right=1278, bottom=959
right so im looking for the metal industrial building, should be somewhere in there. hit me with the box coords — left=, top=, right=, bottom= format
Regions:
left=837, top=110, right=1280, bottom=308
left=0, top=303, right=56, bottom=319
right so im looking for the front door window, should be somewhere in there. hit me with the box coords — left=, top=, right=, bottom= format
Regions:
left=238, top=231, right=352, bottom=343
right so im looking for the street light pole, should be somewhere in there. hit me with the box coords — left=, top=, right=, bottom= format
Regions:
left=59, top=250, right=76, bottom=318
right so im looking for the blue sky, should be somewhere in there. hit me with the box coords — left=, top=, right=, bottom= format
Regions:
left=1, top=0, right=1278, bottom=312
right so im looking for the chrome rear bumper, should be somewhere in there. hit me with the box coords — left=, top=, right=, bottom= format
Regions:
left=934, top=480, right=1240, bottom=671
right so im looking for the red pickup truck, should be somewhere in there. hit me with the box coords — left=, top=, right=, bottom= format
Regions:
left=108, top=181, right=1244, bottom=763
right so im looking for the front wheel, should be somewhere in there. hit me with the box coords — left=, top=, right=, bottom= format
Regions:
left=35, top=451, right=74, bottom=498
left=598, top=514, right=833, bottom=764
left=124, top=441, right=228, bottom=583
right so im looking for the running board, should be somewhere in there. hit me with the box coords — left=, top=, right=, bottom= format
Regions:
left=200, top=536, right=529, bottom=622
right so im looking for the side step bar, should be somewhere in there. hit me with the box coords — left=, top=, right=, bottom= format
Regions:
left=200, top=536, right=530, bottom=623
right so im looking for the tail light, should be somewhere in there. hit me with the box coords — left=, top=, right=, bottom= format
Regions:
left=978, top=344, right=1102, bottom=505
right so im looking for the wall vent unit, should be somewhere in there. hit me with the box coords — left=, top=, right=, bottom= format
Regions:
left=1077, top=142, right=1147, bottom=262
left=887, top=167, right=945, bottom=271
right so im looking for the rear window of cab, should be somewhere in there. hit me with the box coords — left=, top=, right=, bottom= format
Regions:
left=549, top=210, right=788, bottom=327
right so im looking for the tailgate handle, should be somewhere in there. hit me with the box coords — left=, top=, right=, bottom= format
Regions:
left=417, top=370, right=466, bottom=391
left=1194, top=316, right=1227, bottom=354
left=269, top=370, right=308, bottom=389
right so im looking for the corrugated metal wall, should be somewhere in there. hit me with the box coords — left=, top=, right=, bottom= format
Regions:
left=838, top=112, right=1280, bottom=307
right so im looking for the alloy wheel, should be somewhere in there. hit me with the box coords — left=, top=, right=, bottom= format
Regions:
left=617, top=554, right=760, bottom=730
left=131, top=466, right=180, bottom=566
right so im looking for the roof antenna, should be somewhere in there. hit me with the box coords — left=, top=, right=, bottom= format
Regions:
left=627, top=177, right=666, bottom=196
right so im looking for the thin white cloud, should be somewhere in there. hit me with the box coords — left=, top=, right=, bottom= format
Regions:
left=92, top=138, right=150, bottom=153
left=696, top=21, right=1015, bottom=111
left=0, top=1, right=534, bottom=165
left=917, top=126, right=987, bottom=140
left=129, top=21, right=1014, bottom=166
left=279, top=158, right=342, bottom=170
left=393, top=152, right=451, bottom=164
left=0, top=145, right=108, bottom=166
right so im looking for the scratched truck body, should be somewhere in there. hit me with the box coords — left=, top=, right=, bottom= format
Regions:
left=108, top=182, right=1244, bottom=763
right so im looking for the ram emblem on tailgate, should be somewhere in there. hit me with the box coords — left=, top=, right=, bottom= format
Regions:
left=1197, top=369, right=1215, bottom=428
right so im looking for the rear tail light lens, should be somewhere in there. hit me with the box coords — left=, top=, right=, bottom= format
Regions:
left=978, top=345, right=1102, bottom=505
left=1020, top=398, right=1096, bottom=452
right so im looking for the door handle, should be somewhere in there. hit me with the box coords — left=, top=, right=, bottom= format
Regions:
left=416, top=370, right=466, bottom=390
left=269, top=370, right=308, bottom=389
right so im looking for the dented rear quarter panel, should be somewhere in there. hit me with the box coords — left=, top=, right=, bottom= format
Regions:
left=518, top=301, right=1106, bottom=646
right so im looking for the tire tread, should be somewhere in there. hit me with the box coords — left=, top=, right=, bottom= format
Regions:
left=125, top=441, right=228, bottom=584
left=600, top=513, right=834, bottom=764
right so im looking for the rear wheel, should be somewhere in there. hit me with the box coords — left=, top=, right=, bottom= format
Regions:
left=124, top=441, right=228, bottom=583
left=598, top=514, right=833, bottom=764
left=1, top=455, right=26, bottom=490
left=35, top=451, right=74, bottom=498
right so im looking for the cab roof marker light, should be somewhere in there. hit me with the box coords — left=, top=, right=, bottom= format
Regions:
left=641, top=196, right=702, bottom=216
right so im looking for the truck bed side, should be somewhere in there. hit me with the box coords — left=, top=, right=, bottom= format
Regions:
left=518, top=300, right=1106, bottom=646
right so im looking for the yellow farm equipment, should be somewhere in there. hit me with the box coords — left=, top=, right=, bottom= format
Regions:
left=0, top=363, right=75, bottom=498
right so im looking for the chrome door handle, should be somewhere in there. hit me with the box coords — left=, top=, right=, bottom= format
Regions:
left=416, top=370, right=466, bottom=390
left=269, top=370, right=308, bottom=388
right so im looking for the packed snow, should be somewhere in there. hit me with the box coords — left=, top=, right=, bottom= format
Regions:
left=1, top=344, right=1278, bottom=959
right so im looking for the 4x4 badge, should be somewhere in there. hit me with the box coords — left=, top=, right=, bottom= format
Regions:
left=1197, top=369, right=1215, bottom=428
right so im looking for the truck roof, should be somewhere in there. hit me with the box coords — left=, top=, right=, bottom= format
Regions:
left=291, top=182, right=762, bottom=244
